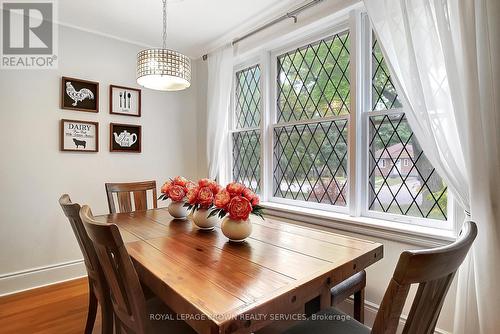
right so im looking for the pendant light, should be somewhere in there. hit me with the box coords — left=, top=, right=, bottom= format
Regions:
left=136, top=0, right=191, bottom=91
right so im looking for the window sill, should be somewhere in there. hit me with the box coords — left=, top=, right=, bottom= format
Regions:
left=260, top=202, right=456, bottom=247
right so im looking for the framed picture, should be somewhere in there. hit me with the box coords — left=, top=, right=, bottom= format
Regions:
left=61, top=76, right=99, bottom=112
left=60, top=119, right=99, bottom=152
left=110, top=123, right=141, bottom=153
left=110, top=85, right=141, bottom=117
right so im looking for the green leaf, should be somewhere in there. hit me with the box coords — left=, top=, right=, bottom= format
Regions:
left=208, top=209, right=219, bottom=218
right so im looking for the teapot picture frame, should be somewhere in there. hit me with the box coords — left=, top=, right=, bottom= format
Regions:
left=110, top=123, right=141, bottom=153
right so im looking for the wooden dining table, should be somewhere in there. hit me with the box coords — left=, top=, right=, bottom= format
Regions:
left=95, top=208, right=383, bottom=334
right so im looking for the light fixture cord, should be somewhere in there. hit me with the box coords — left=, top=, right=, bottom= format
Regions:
left=162, top=0, right=167, bottom=49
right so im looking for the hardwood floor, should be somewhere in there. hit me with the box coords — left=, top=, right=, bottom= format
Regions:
left=0, top=277, right=101, bottom=334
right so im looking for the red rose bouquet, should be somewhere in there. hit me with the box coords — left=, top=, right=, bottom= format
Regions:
left=209, top=182, right=264, bottom=221
left=159, top=176, right=195, bottom=202
left=184, top=178, right=221, bottom=212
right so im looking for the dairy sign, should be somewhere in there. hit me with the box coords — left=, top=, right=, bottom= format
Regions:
left=60, top=119, right=99, bottom=152
left=1, top=0, right=58, bottom=69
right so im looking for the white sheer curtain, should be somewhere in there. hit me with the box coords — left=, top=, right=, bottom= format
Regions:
left=364, top=0, right=500, bottom=333
left=206, top=45, right=234, bottom=179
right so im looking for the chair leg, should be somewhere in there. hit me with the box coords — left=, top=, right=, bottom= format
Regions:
left=353, top=288, right=365, bottom=324
left=85, top=283, right=98, bottom=334
left=114, top=314, right=122, bottom=334
left=100, top=298, right=114, bottom=334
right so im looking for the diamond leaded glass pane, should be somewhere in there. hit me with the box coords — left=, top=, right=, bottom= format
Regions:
left=236, top=65, right=261, bottom=129
left=273, top=120, right=348, bottom=206
left=233, top=130, right=260, bottom=193
left=372, top=37, right=402, bottom=111
left=277, top=31, right=350, bottom=123
left=368, top=113, right=447, bottom=220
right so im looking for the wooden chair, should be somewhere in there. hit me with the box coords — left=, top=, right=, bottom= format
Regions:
left=331, top=270, right=366, bottom=323
left=58, top=194, right=113, bottom=334
left=105, top=181, right=157, bottom=213
left=284, top=221, right=477, bottom=334
left=79, top=205, right=196, bottom=334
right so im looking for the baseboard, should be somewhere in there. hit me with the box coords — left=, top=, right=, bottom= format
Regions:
left=0, top=259, right=87, bottom=297
left=337, top=298, right=451, bottom=334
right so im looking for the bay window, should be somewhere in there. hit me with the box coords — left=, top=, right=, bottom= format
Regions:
left=228, top=13, right=450, bottom=230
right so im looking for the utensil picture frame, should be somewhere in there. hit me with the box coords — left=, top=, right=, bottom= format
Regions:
left=61, top=77, right=99, bottom=113
left=60, top=119, right=99, bottom=152
left=110, top=123, right=142, bottom=153
left=109, top=85, right=141, bottom=117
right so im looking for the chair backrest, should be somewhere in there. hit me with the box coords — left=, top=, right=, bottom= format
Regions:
left=80, top=205, right=149, bottom=334
left=372, top=221, right=477, bottom=334
left=105, top=181, right=157, bottom=213
left=58, top=194, right=104, bottom=285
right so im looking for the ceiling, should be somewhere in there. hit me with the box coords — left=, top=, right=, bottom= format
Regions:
left=58, top=0, right=305, bottom=59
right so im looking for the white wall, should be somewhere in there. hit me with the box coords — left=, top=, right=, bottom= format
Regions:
left=0, top=25, right=200, bottom=295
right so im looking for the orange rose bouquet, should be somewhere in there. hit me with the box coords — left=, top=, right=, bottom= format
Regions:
left=159, top=176, right=195, bottom=202
left=184, top=178, right=221, bottom=212
left=209, top=182, right=264, bottom=221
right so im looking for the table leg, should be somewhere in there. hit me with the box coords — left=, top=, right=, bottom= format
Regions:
left=319, top=287, right=331, bottom=311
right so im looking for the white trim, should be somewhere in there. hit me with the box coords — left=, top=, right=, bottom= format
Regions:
left=270, top=196, right=349, bottom=214
left=0, top=259, right=86, bottom=297
left=270, top=22, right=350, bottom=60
left=271, top=114, right=350, bottom=129
left=261, top=50, right=272, bottom=200
left=230, top=127, right=260, bottom=134
left=348, top=9, right=363, bottom=217
left=57, top=22, right=155, bottom=49
left=261, top=201, right=456, bottom=247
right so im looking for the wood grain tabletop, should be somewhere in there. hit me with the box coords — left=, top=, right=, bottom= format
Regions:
left=95, top=208, right=383, bottom=334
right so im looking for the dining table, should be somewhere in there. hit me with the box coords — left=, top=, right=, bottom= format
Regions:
left=95, top=208, right=383, bottom=334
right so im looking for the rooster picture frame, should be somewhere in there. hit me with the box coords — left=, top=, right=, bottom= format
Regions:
left=61, top=76, right=99, bottom=112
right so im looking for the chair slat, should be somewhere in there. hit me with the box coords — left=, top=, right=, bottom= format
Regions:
left=105, top=181, right=157, bottom=214
left=117, top=192, right=132, bottom=213
left=133, top=191, right=148, bottom=211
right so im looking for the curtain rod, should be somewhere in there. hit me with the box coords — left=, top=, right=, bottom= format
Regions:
left=202, top=0, right=325, bottom=60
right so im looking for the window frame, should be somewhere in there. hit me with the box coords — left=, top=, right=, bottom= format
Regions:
left=359, top=17, right=453, bottom=230
left=266, top=21, right=351, bottom=214
left=226, top=57, right=264, bottom=193
left=228, top=10, right=454, bottom=232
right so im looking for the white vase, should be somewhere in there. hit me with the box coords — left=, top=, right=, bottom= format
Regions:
left=168, top=201, right=188, bottom=219
left=221, top=217, right=252, bottom=242
left=192, top=208, right=218, bottom=230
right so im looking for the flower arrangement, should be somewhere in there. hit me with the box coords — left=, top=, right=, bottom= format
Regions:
left=209, top=182, right=264, bottom=221
left=183, top=178, right=221, bottom=212
left=159, top=176, right=194, bottom=202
